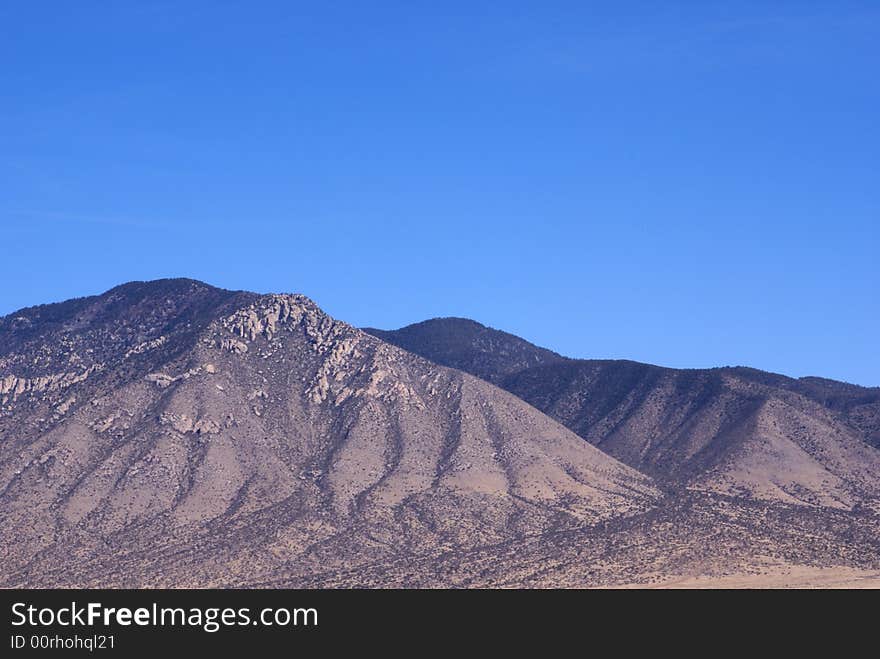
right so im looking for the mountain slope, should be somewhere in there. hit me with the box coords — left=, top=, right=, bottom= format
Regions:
left=365, top=317, right=565, bottom=385
left=3, top=282, right=877, bottom=587
left=365, top=319, right=880, bottom=510
left=0, top=281, right=656, bottom=586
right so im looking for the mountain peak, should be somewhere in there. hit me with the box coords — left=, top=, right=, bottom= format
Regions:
left=107, top=276, right=223, bottom=293
left=364, top=317, right=564, bottom=385
left=1, top=285, right=659, bottom=586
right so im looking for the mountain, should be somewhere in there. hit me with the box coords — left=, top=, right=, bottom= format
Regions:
left=0, top=280, right=656, bottom=587
left=365, top=318, right=565, bottom=385
left=365, top=319, right=880, bottom=510
left=2, top=281, right=879, bottom=587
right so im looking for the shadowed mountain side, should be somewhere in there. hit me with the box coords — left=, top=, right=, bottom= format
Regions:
left=365, top=319, right=880, bottom=510
left=0, top=282, right=656, bottom=585
left=365, top=317, right=565, bottom=385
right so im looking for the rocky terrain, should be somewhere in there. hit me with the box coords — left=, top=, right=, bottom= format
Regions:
left=0, top=280, right=877, bottom=588
left=0, top=280, right=655, bottom=587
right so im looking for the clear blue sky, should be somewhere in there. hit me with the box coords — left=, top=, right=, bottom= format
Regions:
left=1, top=2, right=877, bottom=385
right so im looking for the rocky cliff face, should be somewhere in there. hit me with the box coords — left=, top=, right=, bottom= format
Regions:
left=0, top=280, right=656, bottom=587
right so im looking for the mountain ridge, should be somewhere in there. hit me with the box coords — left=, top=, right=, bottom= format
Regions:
left=364, top=317, right=880, bottom=507
left=2, top=279, right=879, bottom=587
left=366, top=316, right=879, bottom=390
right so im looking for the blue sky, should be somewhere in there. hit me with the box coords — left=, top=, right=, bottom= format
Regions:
left=1, top=2, right=877, bottom=385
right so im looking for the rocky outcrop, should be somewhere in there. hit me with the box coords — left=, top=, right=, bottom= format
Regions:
left=158, top=412, right=221, bottom=435
left=144, top=364, right=217, bottom=388
left=0, top=365, right=101, bottom=404
left=217, top=295, right=424, bottom=408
